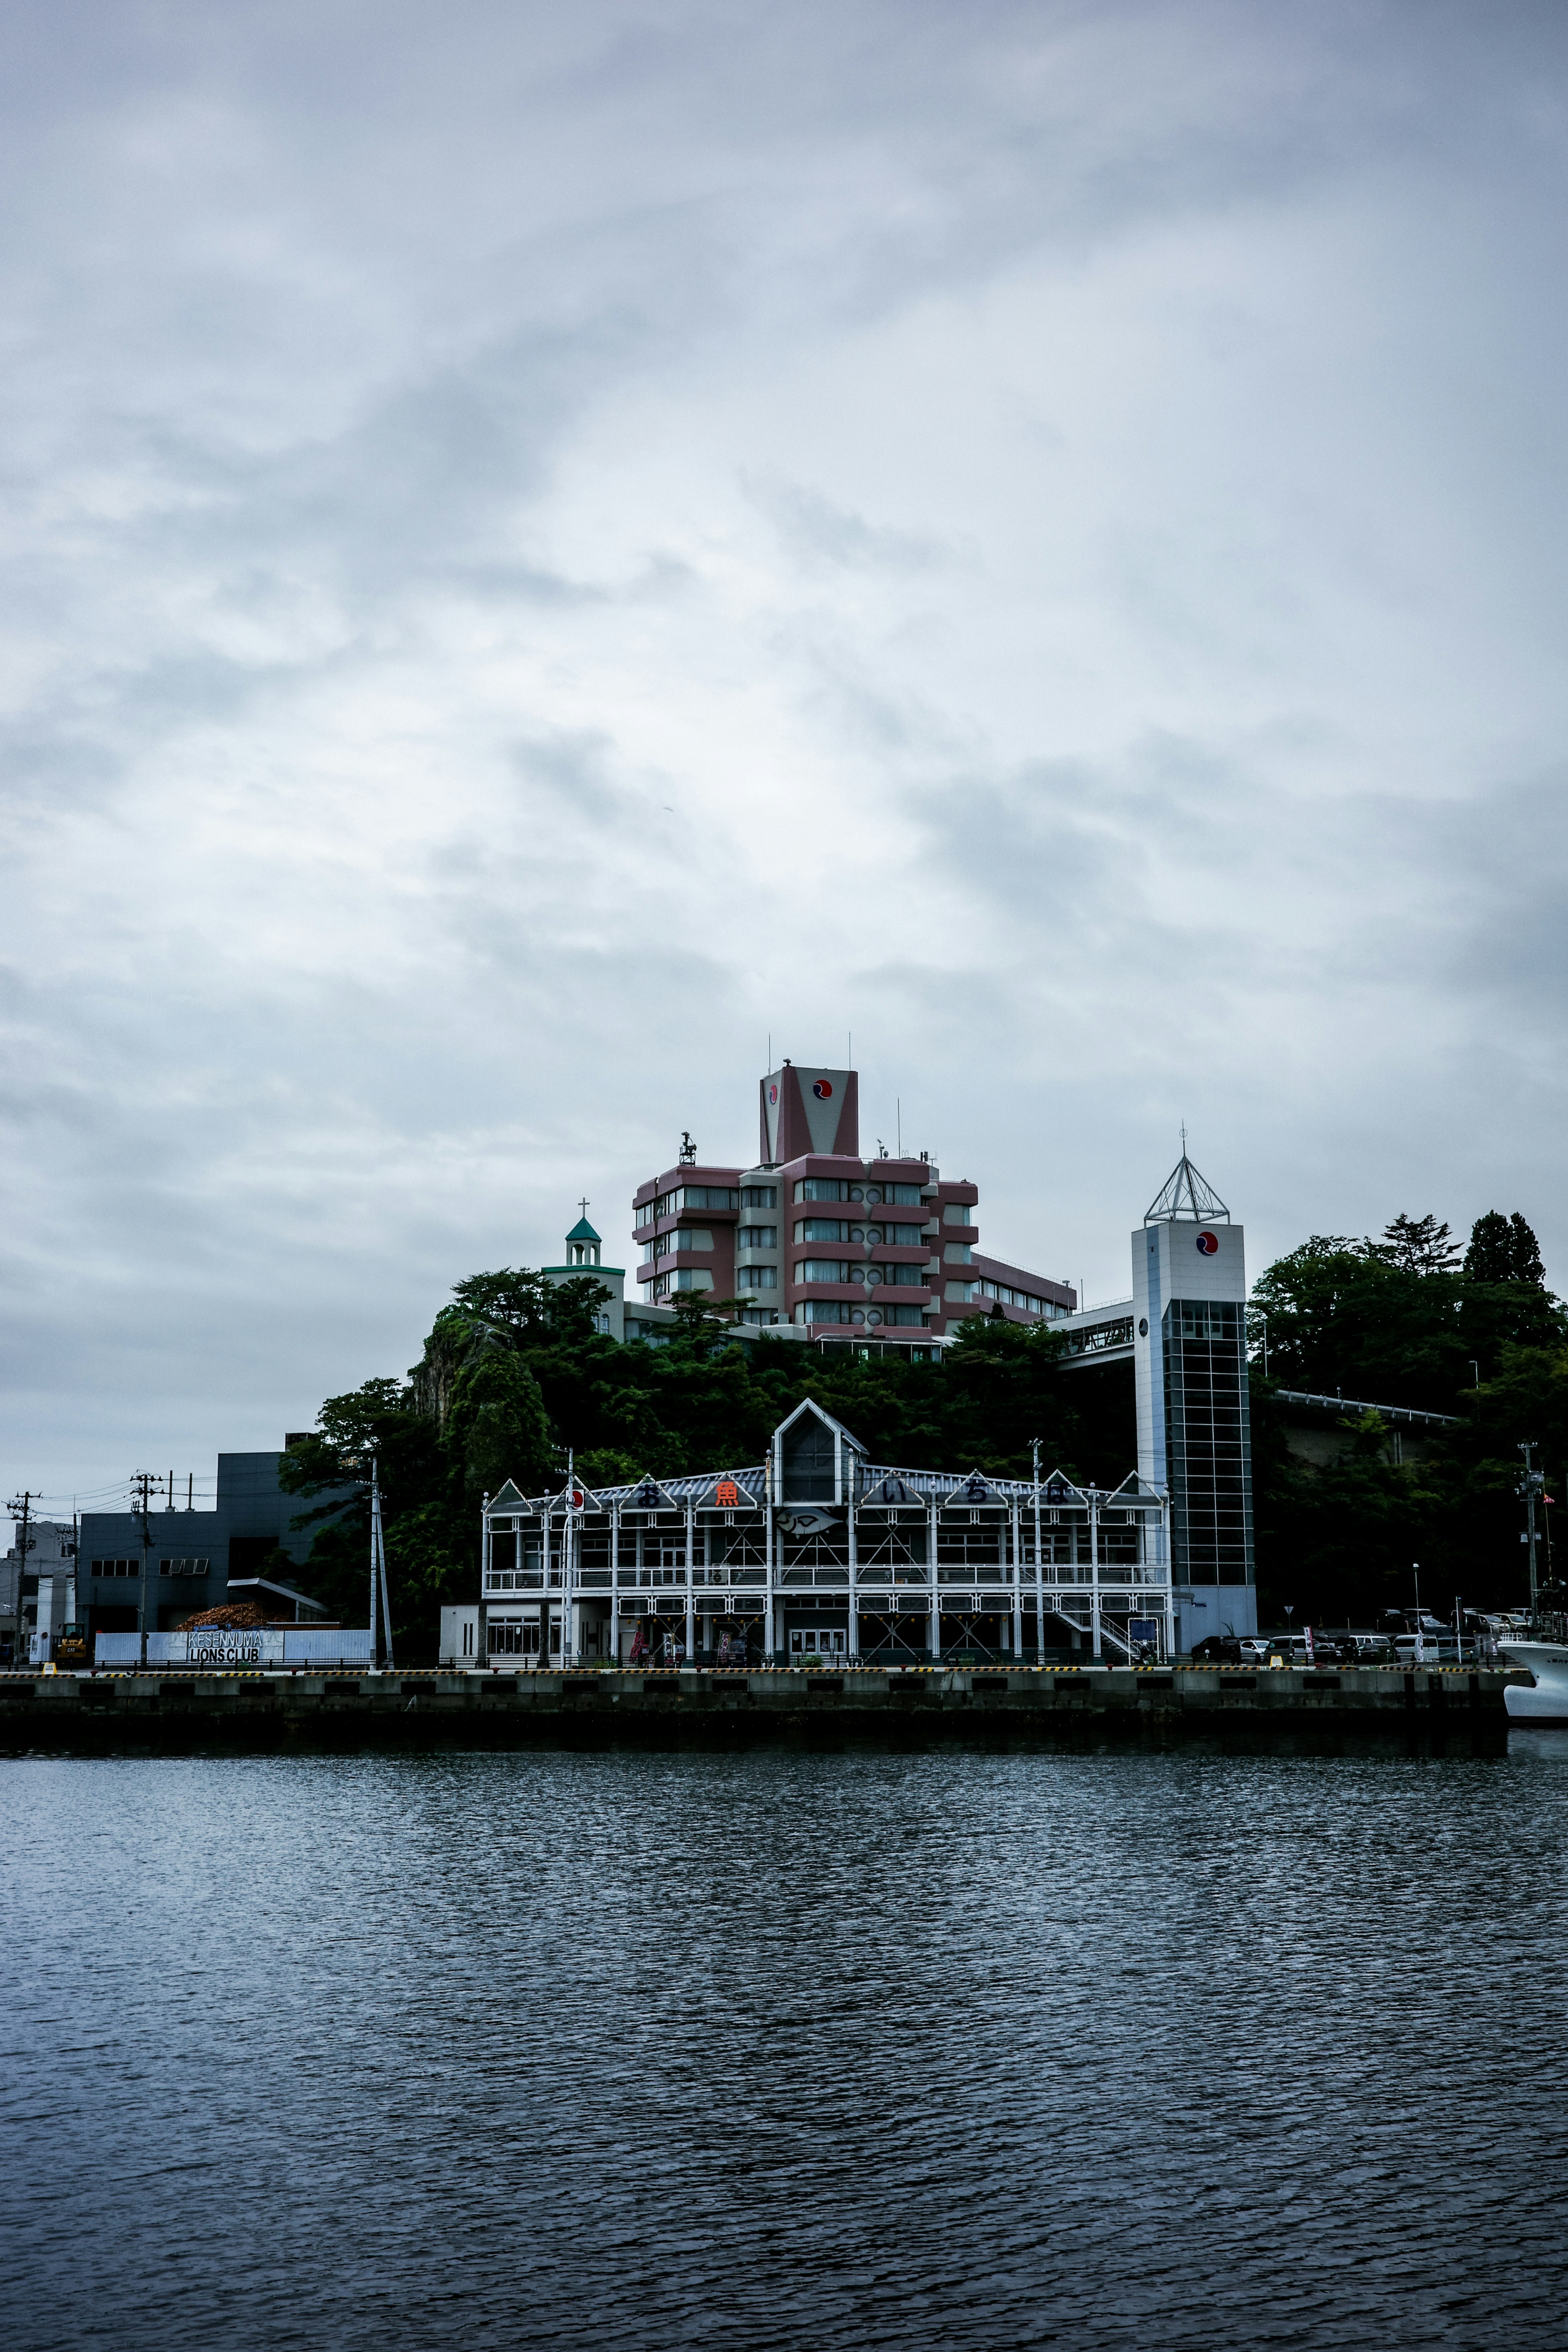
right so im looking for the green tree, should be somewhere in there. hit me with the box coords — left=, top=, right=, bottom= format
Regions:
left=443, top=1348, right=556, bottom=1503
left=1372, top=1213, right=1461, bottom=1274
left=1464, top=1211, right=1547, bottom=1289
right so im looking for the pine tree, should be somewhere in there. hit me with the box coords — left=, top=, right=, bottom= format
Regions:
left=1375, top=1213, right=1460, bottom=1275
left=1464, top=1210, right=1546, bottom=1288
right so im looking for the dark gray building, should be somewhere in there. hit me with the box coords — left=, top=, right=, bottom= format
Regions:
left=79, top=1448, right=349, bottom=1637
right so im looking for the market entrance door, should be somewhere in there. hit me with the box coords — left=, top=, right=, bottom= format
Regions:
left=789, top=1627, right=846, bottom=1660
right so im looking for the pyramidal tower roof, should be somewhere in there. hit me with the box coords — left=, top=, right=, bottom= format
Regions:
left=566, top=1214, right=601, bottom=1244
left=1145, top=1151, right=1229, bottom=1225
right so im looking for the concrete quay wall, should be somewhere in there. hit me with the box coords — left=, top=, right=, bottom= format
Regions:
left=0, top=1665, right=1521, bottom=1753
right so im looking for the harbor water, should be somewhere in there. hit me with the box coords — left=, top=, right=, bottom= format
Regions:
left=3, top=1740, right=1566, bottom=2349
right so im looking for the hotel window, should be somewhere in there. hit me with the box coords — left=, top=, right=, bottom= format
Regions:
left=886, top=1263, right=923, bottom=1286
left=671, top=1268, right=714, bottom=1291
left=890, top=1184, right=924, bottom=1205
left=944, top=1242, right=973, bottom=1264
left=800, top=1301, right=851, bottom=1323
left=737, top=1226, right=777, bottom=1250
left=793, top=1218, right=847, bottom=1243
left=885, top=1223, right=923, bottom=1245
left=796, top=1259, right=850, bottom=1283
left=943, top=1203, right=973, bottom=1225
left=794, top=1178, right=846, bottom=1202
left=945, top=1281, right=976, bottom=1303
left=676, top=1186, right=738, bottom=1212
left=741, top=1185, right=777, bottom=1209
left=739, top=1265, right=778, bottom=1288
left=668, top=1227, right=714, bottom=1252
left=887, top=1305, right=924, bottom=1326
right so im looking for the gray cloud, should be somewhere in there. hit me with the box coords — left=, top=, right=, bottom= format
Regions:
left=6, top=0, right=1568, bottom=1508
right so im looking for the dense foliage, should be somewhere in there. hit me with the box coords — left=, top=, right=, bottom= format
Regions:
left=1250, top=1210, right=1567, bottom=1627
left=280, top=1207, right=1567, bottom=1653
left=281, top=1281, right=1133, bottom=1657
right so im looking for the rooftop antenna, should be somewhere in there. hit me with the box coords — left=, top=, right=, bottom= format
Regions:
left=897, top=1098, right=902, bottom=1156
left=679, top=1130, right=697, bottom=1166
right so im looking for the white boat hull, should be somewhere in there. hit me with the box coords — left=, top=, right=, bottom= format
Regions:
left=1500, top=1642, right=1568, bottom=1724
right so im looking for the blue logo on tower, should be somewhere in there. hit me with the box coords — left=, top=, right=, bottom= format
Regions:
left=1196, top=1229, right=1219, bottom=1256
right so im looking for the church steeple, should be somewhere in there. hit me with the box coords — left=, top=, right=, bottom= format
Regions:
left=565, top=1198, right=602, bottom=1267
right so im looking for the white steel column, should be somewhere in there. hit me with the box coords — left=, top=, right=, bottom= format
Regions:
left=847, top=1488, right=860, bottom=1659
left=562, top=1503, right=575, bottom=1665
left=540, top=1508, right=551, bottom=1668
left=610, top=1504, right=621, bottom=1667
left=928, top=1492, right=941, bottom=1661
left=1161, top=1495, right=1175, bottom=1661
left=765, top=1445, right=777, bottom=1663
left=1010, top=1503, right=1024, bottom=1660
left=1090, top=1493, right=1102, bottom=1660
left=1032, top=1446, right=1044, bottom=1660
left=685, top=1501, right=696, bottom=1664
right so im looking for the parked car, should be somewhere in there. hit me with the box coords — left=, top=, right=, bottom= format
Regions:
left=1190, top=1635, right=1243, bottom=1664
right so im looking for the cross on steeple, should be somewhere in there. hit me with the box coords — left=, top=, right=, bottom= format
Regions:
left=579, top=1196, right=590, bottom=1220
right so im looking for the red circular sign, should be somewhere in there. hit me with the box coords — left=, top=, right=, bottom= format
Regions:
left=1196, top=1231, right=1219, bottom=1256
left=813, top=1079, right=833, bottom=1099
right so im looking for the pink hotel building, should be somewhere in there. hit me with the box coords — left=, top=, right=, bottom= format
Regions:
left=631, top=1063, right=1075, bottom=1349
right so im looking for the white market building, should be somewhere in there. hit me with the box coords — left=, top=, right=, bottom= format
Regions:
left=441, top=1399, right=1173, bottom=1668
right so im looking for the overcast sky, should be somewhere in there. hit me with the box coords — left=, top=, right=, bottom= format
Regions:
left=5, top=0, right=1568, bottom=1516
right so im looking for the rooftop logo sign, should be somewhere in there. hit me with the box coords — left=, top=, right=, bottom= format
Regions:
left=1196, top=1230, right=1219, bottom=1256
left=813, top=1079, right=833, bottom=1099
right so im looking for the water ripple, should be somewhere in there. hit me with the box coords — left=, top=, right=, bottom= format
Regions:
left=2, top=1744, right=1564, bottom=2350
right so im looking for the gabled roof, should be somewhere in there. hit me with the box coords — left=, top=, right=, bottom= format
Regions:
left=772, top=1397, right=867, bottom=1454
left=940, top=1469, right=1007, bottom=1508
left=1107, top=1472, right=1168, bottom=1504
left=861, top=1471, right=920, bottom=1506
left=488, top=1480, right=528, bottom=1510
left=693, top=1472, right=762, bottom=1511
left=619, top=1472, right=682, bottom=1513
left=1145, top=1152, right=1229, bottom=1225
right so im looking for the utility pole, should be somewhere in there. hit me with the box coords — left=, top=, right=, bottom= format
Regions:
left=370, top=1459, right=394, bottom=1672
left=1519, top=1443, right=1545, bottom=1624
left=7, top=1490, right=37, bottom=1666
left=130, top=1472, right=160, bottom=1661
